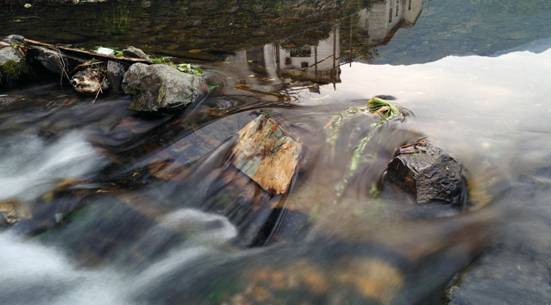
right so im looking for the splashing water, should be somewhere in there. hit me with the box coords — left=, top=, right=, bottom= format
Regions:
left=0, top=0, right=550, bottom=304
left=0, top=132, right=104, bottom=201
left=0, top=208, right=240, bottom=305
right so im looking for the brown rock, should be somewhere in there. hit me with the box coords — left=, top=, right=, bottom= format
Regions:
left=0, top=199, right=31, bottom=225
left=232, top=114, right=302, bottom=195
left=71, top=67, right=110, bottom=95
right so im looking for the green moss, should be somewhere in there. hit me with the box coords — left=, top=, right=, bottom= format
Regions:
left=328, top=97, right=407, bottom=201
left=1, top=59, right=25, bottom=80
left=367, top=97, right=401, bottom=122
left=149, top=56, right=204, bottom=76
left=150, top=56, right=174, bottom=65
left=325, top=104, right=371, bottom=149
left=176, top=63, right=203, bottom=76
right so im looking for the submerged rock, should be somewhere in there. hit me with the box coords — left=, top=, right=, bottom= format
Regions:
left=232, top=114, right=302, bottom=195
left=0, top=214, right=7, bottom=228
left=386, top=139, right=467, bottom=207
left=122, top=63, right=207, bottom=112
left=447, top=167, right=551, bottom=304
left=71, top=67, right=110, bottom=94
left=142, top=210, right=493, bottom=305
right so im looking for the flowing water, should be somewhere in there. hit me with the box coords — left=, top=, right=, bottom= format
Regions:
left=1, top=1, right=551, bottom=304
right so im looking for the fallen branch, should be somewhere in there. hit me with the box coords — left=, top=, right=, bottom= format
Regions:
left=23, top=38, right=152, bottom=64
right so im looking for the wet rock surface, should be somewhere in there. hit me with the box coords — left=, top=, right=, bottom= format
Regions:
left=447, top=167, right=551, bottom=305
left=141, top=210, right=492, bottom=305
left=232, top=114, right=303, bottom=195
left=0, top=3, right=547, bottom=302
left=106, top=60, right=126, bottom=94
left=385, top=139, right=467, bottom=208
left=122, top=46, right=150, bottom=60
left=122, top=63, right=207, bottom=112
left=448, top=250, right=551, bottom=305
left=28, top=46, right=65, bottom=75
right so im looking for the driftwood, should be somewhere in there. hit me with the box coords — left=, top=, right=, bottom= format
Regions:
left=16, top=38, right=153, bottom=96
left=23, top=38, right=152, bottom=64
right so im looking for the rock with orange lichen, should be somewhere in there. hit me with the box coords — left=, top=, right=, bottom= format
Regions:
left=0, top=198, right=30, bottom=226
left=232, top=114, right=302, bottom=195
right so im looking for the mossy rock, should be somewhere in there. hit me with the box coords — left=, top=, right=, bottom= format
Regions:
left=0, top=46, right=29, bottom=87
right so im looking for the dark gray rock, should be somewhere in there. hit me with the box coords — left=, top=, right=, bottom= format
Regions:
left=447, top=166, right=551, bottom=305
left=29, top=46, right=65, bottom=75
left=0, top=213, right=8, bottom=228
left=2, top=35, right=25, bottom=45
left=122, top=63, right=207, bottom=112
left=448, top=250, right=551, bottom=305
left=122, top=46, right=150, bottom=60
left=106, top=60, right=126, bottom=94
left=386, top=139, right=467, bottom=207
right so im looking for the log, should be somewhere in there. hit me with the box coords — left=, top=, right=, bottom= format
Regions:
left=23, top=38, right=152, bottom=64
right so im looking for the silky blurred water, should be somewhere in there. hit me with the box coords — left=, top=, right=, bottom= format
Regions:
left=0, top=0, right=550, bottom=304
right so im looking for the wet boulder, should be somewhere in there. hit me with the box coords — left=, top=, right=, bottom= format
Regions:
left=0, top=36, right=28, bottom=87
left=122, top=46, right=150, bottom=60
left=385, top=139, right=467, bottom=207
left=28, top=46, right=65, bottom=75
left=250, top=208, right=311, bottom=246
left=106, top=60, right=126, bottom=94
left=122, top=63, right=208, bottom=112
left=232, top=114, right=302, bottom=195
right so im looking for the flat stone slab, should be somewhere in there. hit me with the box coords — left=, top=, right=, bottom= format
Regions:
left=232, top=114, right=302, bottom=195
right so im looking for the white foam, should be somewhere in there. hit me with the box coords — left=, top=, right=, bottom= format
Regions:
left=160, top=208, right=238, bottom=244
left=0, top=132, right=103, bottom=201
left=0, top=209, right=238, bottom=305
left=0, top=232, right=132, bottom=305
left=129, top=209, right=238, bottom=292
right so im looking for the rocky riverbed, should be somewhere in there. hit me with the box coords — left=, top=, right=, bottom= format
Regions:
left=1, top=1, right=551, bottom=304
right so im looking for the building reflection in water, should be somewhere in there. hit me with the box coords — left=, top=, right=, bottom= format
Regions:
left=221, top=0, right=424, bottom=94
left=358, top=0, right=424, bottom=45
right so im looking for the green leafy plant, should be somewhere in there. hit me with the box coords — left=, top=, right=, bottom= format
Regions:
left=150, top=56, right=173, bottom=65
left=326, top=97, right=407, bottom=201
left=367, top=97, right=401, bottom=121
left=176, top=63, right=203, bottom=76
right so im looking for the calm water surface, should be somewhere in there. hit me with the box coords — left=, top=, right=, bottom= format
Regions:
left=0, top=1, right=550, bottom=304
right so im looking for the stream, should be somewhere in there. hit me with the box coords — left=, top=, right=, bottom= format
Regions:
left=1, top=1, right=551, bottom=304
